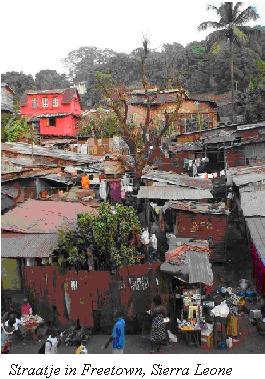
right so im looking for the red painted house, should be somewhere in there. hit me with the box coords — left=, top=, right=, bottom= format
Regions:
left=20, top=88, right=82, bottom=137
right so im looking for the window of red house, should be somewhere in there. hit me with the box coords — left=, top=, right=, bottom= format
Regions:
left=32, top=98, right=38, bottom=108
left=52, top=97, right=58, bottom=107
left=42, top=97, right=48, bottom=108
left=48, top=117, right=56, bottom=126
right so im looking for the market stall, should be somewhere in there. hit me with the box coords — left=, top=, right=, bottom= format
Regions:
left=160, top=243, right=214, bottom=348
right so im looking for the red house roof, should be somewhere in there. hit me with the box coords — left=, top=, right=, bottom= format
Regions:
left=20, top=88, right=80, bottom=106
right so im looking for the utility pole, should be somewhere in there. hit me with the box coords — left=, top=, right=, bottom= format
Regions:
left=31, top=124, right=34, bottom=158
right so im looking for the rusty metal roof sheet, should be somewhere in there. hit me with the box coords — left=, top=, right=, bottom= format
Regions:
left=1, top=142, right=103, bottom=165
left=240, top=189, right=265, bottom=217
left=40, top=173, right=73, bottom=185
left=1, top=186, right=19, bottom=198
left=1, top=233, right=58, bottom=258
left=227, top=165, right=265, bottom=187
left=237, top=121, right=265, bottom=131
left=245, top=217, right=265, bottom=264
left=1, top=199, right=98, bottom=234
left=165, top=201, right=228, bottom=215
left=160, top=250, right=213, bottom=285
left=142, top=170, right=213, bottom=190
left=28, top=113, right=74, bottom=118
left=137, top=185, right=213, bottom=200
left=168, top=141, right=203, bottom=152
left=233, top=172, right=265, bottom=187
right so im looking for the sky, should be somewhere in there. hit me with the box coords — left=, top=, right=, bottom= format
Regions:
left=1, top=0, right=264, bottom=77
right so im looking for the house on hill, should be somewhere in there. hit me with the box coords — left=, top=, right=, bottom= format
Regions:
left=1, top=83, right=15, bottom=113
left=19, top=88, right=82, bottom=137
left=127, top=88, right=218, bottom=135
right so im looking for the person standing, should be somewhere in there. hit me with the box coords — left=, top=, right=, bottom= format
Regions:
left=20, top=298, right=32, bottom=317
left=226, top=187, right=234, bottom=210
left=150, top=295, right=168, bottom=353
left=104, top=311, right=125, bottom=354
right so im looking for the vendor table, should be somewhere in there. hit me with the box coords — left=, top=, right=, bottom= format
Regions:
left=178, top=329, right=201, bottom=346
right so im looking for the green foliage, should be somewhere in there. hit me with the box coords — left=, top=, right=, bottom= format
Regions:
left=191, top=43, right=205, bottom=56
left=1, top=71, right=35, bottom=97
left=78, top=108, right=119, bottom=138
left=35, top=70, right=70, bottom=90
left=4, top=116, right=31, bottom=142
left=1, top=113, right=13, bottom=142
left=91, top=203, right=141, bottom=268
left=56, top=203, right=141, bottom=271
left=248, top=59, right=265, bottom=92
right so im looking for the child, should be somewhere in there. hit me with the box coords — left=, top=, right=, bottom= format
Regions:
left=45, top=330, right=60, bottom=354
left=104, top=311, right=125, bottom=354
left=75, top=339, right=88, bottom=354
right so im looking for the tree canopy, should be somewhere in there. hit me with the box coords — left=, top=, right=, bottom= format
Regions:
left=56, top=202, right=142, bottom=272
left=35, top=70, right=70, bottom=90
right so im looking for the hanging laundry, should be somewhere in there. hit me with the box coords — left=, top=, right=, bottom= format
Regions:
left=141, top=229, right=150, bottom=245
left=150, top=234, right=158, bottom=250
left=109, top=180, right=122, bottom=202
left=192, top=162, right=198, bottom=177
left=81, top=175, right=90, bottom=189
left=99, top=180, right=107, bottom=200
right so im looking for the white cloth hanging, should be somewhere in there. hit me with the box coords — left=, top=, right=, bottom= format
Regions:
left=99, top=180, right=107, bottom=200
left=150, top=234, right=157, bottom=250
left=141, top=229, right=150, bottom=245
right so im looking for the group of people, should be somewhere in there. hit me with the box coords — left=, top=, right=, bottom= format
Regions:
left=1, top=298, right=32, bottom=353
left=2, top=295, right=169, bottom=354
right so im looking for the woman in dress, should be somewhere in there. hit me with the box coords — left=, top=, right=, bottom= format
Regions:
left=150, top=295, right=168, bottom=353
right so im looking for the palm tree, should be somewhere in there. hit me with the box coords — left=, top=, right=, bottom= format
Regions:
left=198, top=2, right=259, bottom=123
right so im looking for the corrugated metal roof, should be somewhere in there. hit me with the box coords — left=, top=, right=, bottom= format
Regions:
left=1, top=233, right=58, bottom=258
left=231, top=166, right=265, bottom=187
left=25, top=89, right=66, bottom=94
left=1, top=199, right=98, bottom=234
left=246, top=217, right=265, bottom=264
left=227, top=165, right=265, bottom=187
left=237, top=122, right=265, bottom=131
left=1, top=142, right=103, bottom=164
left=137, top=185, right=213, bottom=200
left=142, top=170, right=213, bottom=190
left=29, top=113, right=74, bottom=118
left=166, top=201, right=228, bottom=215
left=1, top=186, right=19, bottom=198
left=232, top=172, right=265, bottom=187
left=233, top=172, right=265, bottom=187
left=240, top=189, right=265, bottom=217
left=160, top=251, right=213, bottom=285
left=168, top=142, right=203, bottom=152
left=40, top=173, right=73, bottom=185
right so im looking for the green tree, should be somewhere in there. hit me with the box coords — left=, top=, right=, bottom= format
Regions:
left=35, top=70, right=70, bottom=90
left=57, top=203, right=141, bottom=271
left=78, top=108, right=119, bottom=138
left=96, top=38, right=185, bottom=176
left=198, top=2, right=259, bottom=122
left=4, top=116, right=31, bottom=142
left=1, top=71, right=35, bottom=97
